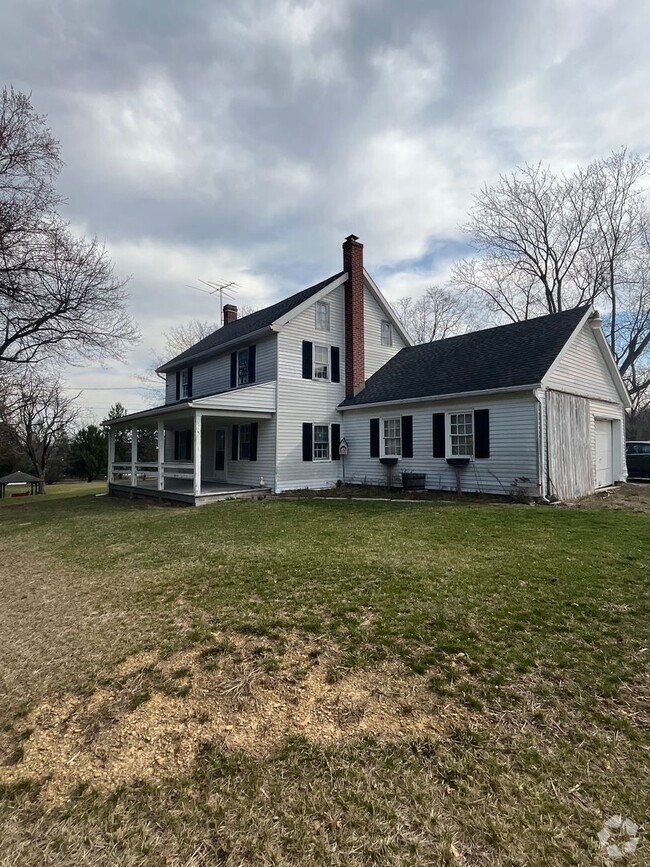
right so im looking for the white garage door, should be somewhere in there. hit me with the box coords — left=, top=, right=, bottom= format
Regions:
left=595, top=420, right=614, bottom=488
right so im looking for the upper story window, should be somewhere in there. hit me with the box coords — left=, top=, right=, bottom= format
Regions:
left=381, top=320, right=393, bottom=346
left=449, top=412, right=473, bottom=456
left=230, top=346, right=256, bottom=389
left=382, top=417, right=401, bottom=457
left=180, top=368, right=189, bottom=398
left=313, top=345, right=329, bottom=380
left=315, top=301, right=330, bottom=331
left=238, top=348, right=249, bottom=386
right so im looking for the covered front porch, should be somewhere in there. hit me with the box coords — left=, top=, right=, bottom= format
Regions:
left=106, top=397, right=275, bottom=505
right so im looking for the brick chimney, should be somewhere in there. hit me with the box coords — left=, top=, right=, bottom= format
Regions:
left=343, top=234, right=365, bottom=396
left=223, top=304, right=238, bottom=325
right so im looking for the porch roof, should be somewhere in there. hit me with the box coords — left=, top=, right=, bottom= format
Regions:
left=103, top=382, right=276, bottom=427
left=103, top=401, right=274, bottom=427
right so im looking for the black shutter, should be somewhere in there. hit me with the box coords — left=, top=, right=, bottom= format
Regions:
left=231, top=424, right=239, bottom=461
left=474, top=409, right=490, bottom=459
left=186, top=429, right=193, bottom=462
left=250, top=422, right=258, bottom=462
left=302, top=341, right=313, bottom=379
left=331, top=346, right=340, bottom=383
left=230, top=352, right=237, bottom=388
left=302, top=423, right=313, bottom=461
left=402, top=415, right=413, bottom=458
left=331, top=423, right=341, bottom=461
left=174, top=430, right=180, bottom=460
left=370, top=418, right=380, bottom=458
left=175, top=371, right=180, bottom=401
left=248, top=345, right=256, bottom=384
left=432, top=413, right=445, bottom=458
left=187, top=367, right=193, bottom=398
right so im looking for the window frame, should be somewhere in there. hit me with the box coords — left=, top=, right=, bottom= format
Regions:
left=381, top=320, right=393, bottom=347
left=381, top=416, right=402, bottom=457
left=448, top=411, right=474, bottom=457
left=239, top=423, right=252, bottom=460
left=313, top=344, right=330, bottom=381
left=313, top=424, right=330, bottom=461
left=180, top=368, right=189, bottom=399
left=237, top=348, right=250, bottom=386
left=315, top=301, right=330, bottom=332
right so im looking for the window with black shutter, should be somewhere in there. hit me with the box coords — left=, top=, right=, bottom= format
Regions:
left=432, top=413, right=445, bottom=458
left=302, top=423, right=313, bottom=461
left=370, top=418, right=380, bottom=457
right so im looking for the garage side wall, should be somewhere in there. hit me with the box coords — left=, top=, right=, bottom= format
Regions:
left=545, top=390, right=592, bottom=499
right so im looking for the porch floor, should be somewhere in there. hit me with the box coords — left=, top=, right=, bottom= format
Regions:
left=109, top=478, right=270, bottom=506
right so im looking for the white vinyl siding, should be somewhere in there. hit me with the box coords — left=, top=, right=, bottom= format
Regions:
left=545, top=323, right=621, bottom=402
left=165, top=333, right=276, bottom=404
left=342, top=393, right=540, bottom=496
left=364, top=284, right=406, bottom=379
left=275, top=283, right=346, bottom=491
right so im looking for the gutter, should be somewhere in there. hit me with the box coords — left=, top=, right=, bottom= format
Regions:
left=156, top=325, right=273, bottom=374
left=338, top=383, right=542, bottom=411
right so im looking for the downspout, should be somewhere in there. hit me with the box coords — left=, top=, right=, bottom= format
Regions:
left=534, top=390, right=551, bottom=503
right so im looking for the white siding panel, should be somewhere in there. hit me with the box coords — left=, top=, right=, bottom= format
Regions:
left=276, top=284, right=346, bottom=491
left=545, top=324, right=620, bottom=401
left=342, top=393, right=539, bottom=496
left=364, top=285, right=406, bottom=379
left=194, top=381, right=276, bottom=413
left=165, top=333, right=277, bottom=404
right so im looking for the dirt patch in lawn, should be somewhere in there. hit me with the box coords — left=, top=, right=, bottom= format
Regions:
left=0, top=632, right=472, bottom=806
left=567, top=481, right=650, bottom=513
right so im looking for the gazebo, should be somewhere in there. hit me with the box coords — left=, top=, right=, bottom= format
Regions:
left=0, top=471, right=44, bottom=499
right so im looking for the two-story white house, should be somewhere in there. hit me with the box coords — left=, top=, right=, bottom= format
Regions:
left=105, top=235, right=630, bottom=504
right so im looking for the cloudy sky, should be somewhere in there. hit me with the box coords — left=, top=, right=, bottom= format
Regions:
left=3, top=0, right=650, bottom=421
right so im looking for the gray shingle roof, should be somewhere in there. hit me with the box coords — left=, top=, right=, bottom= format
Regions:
left=340, top=306, right=591, bottom=407
left=158, top=271, right=345, bottom=372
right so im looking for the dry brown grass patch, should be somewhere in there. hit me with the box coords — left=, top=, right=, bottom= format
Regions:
left=0, top=632, right=474, bottom=806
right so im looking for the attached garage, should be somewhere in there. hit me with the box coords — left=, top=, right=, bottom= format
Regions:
left=594, top=419, right=614, bottom=488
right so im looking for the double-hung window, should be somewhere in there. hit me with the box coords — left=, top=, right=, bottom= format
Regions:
left=315, top=301, right=330, bottom=331
left=449, top=412, right=473, bottom=456
left=313, top=425, right=330, bottom=461
left=237, top=349, right=249, bottom=386
left=382, top=417, right=401, bottom=456
left=180, top=368, right=189, bottom=399
left=239, top=423, right=251, bottom=460
left=381, top=320, right=393, bottom=346
left=313, top=345, right=329, bottom=380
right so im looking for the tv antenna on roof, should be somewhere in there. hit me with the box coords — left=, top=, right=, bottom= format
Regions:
left=186, top=278, right=242, bottom=326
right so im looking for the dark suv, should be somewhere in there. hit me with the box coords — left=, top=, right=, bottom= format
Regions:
left=626, top=441, right=650, bottom=478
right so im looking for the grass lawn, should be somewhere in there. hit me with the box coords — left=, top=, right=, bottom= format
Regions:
left=0, top=484, right=648, bottom=865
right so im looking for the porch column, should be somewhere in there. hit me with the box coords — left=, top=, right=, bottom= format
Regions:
left=157, top=420, right=165, bottom=491
left=107, top=426, right=115, bottom=488
left=193, top=412, right=202, bottom=497
left=131, top=424, right=138, bottom=487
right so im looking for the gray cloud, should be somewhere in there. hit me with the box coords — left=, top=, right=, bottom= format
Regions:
left=2, top=0, right=649, bottom=419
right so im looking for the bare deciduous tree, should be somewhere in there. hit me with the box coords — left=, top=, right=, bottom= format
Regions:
left=450, top=148, right=650, bottom=412
left=0, top=87, right=139, bottom=365
left=394, top=286, right=473, bottom=343
left=0, top=370, right=78, bottom=478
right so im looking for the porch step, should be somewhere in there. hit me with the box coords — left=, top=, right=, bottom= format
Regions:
left=109, top=483, right=271, bottom=507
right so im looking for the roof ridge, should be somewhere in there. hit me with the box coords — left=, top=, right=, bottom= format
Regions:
left=400, top=305, right=592, bottom=353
